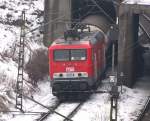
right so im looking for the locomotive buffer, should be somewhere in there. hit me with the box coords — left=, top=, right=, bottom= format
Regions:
left=15, top=11, right=26, bottom=111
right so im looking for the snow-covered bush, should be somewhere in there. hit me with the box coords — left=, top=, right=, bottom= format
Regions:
left=25, top=48, right=49, bottom=86
left=0, top=96, right=9, bottom=112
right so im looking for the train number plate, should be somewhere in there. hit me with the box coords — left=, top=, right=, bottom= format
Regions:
left=66, top=73, right=74, bottom=77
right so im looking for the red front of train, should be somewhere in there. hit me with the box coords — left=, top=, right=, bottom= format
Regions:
left=49, top=31, right=106, bottom=96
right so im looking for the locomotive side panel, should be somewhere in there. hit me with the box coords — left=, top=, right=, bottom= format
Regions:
left=91, top=35, right=106, bottom=82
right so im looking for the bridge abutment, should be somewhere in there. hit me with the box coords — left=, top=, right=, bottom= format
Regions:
left=118, top=2, right=150, bottom=87
left=43, top=0, right=71, bottom=46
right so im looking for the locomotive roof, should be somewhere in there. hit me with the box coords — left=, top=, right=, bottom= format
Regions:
left=51, top=30, right=105, bottom=46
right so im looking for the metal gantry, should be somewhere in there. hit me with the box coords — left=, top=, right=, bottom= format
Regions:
left=16, top=11, right=26, bottom=111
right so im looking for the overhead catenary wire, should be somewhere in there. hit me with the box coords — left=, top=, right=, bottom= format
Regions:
left=139, top=23, right=150, bottom=42
left=139, top=14, right=150, bottom=41
left=17, top=5, right=95, bottom=53
left=18, top=0, right=119, bottom=53
left=9, top=5, right=90, bottom=56
left=90, top=0, right=115, bottom=23
left=106, top=33, right=143, bottom=67
left=11, top=5, right=91, bottom=54
left=106, top=14, right=150, bottom=67
left=113, top=1, right=120, bottom=6
left=24, top=5, right=90, bottom=36
left=23, top=0, right=117, bottom=36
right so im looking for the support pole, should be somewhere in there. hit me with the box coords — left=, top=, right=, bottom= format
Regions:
left=109, top=75, right=119, bottom=121
left=16, top=11, right=26, bottom=111
left=110, top=86, right=118, bottom=121
left=112, top=43, right=115, bottom=73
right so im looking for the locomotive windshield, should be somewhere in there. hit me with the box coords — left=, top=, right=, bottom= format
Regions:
left=54, top=49, right=87, bottom=61
left=54, top=50, right=69, bottom=61
left=71, top=49, right=86, bottom=61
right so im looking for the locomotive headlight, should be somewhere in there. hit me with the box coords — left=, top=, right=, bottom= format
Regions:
left=53, top=73, right=63, bottom=78
left=82, top=72, right=88, bottom=77
left=59, top=73, right=63, bottom=77
left=53, top=73, right=58, bottom=78
left=53, top=72, right=88, bottom=78
left=78, top=72, right=88, bottom=77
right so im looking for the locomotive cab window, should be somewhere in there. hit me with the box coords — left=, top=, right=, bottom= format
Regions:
left=54, top=49, right=87, bottom=61
left=54, top=50, right=69, bottom=61
left=71, top=49, right=87, bottom=61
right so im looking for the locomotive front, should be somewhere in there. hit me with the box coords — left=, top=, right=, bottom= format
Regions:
left=49, top=40, right=94, bottom=96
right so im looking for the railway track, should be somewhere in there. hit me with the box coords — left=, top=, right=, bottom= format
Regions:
left=36, top=100, right=86, bottom=121
left=63, top=101, right=84, bottom=121
left=136, top=96, right=150, bottom=121
left=36, top=101, right=61, bottom=121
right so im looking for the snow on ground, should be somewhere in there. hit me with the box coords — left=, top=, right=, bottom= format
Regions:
left=118, top=86, right=148, bottom=121
left=123, top=0, right=150, bottom=5
left=72, top=80, right=149, bottom=121
left=0, top=24, right=19, bottom=53
left=1, top=78, right=149, bottom=121
left=46, top=103, right=80, bottom=121
left=0, top=0, right=44, bottom=84
left=73, top=93, right=110, bottom=121
left=1, top=79, right=57, bottom=121
left=134, top=77, right=150, bottom=96
left=0, top=0, right=45, bottom=119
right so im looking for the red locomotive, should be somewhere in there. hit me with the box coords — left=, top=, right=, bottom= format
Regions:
left=49, top=28, right=108, bottom=97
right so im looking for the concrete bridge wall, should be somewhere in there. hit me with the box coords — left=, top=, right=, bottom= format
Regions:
left=43, top=0, right=71, bottom=46
left=118, top=3, right=150, bottom=87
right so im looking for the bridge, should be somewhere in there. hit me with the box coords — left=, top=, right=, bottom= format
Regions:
left=118, top=0, right=150, bottom=86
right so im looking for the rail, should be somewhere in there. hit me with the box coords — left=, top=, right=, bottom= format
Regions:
left=136, top=96, right=150, bottom=121
left=36, top=101, right=61, bottom=121
left=63, top=102, right=85, bottom=121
